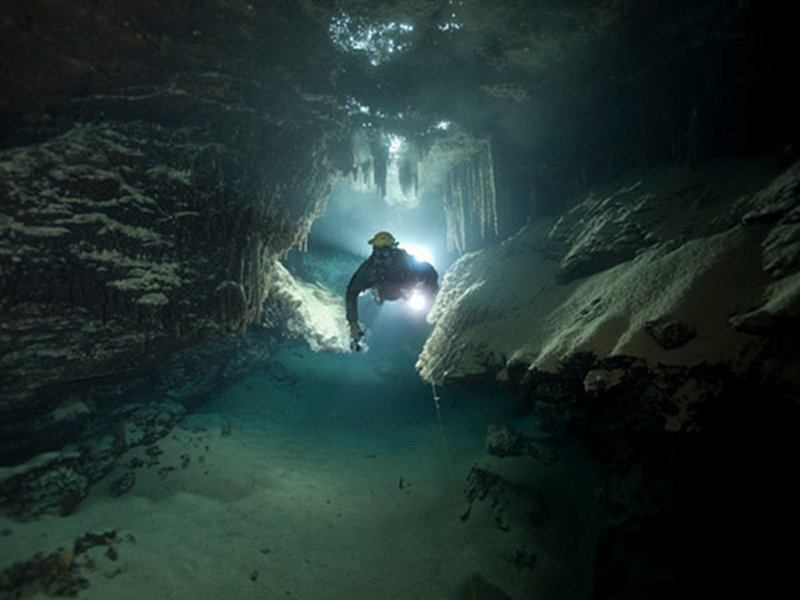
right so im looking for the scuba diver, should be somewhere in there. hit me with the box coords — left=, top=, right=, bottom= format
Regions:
left=346, top=231, right=439, bottom=351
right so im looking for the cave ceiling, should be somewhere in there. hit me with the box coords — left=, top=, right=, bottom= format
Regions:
left=1, top=0, right=773, bottom=162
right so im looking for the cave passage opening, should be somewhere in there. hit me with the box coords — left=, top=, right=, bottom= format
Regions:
left=159, top=149, right=607, bottom=598
left=284, top=124, right=462, bottom=353
left=141, top=122, right=609, bottom=596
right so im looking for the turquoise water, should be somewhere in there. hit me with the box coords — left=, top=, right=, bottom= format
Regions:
left=0, top=297, right=605, bottom=600
left=181, top=316, right=604, bottom=600
left=193, top=330, right=520, bottom=477
left=171, top=243, right=604, bottom=599
left=182, top=334, right=523, bottom=598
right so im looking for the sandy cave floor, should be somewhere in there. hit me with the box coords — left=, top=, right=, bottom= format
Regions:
left=1, top=340, right=607, bottom=600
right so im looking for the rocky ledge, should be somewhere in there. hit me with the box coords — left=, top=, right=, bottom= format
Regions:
left=418, top=158, right=800, bottom=395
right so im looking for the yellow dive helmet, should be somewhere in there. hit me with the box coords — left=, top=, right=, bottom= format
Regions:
left=368, top=231, right=398, bottom=248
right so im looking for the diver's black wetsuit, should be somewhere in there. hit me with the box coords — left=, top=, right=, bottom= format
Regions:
left=345, top=247, right=438, bottom=326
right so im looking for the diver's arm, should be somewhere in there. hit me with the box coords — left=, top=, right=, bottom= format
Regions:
left=346, top=262, right=372, bottom=351
left=345, top=261, right=371, bottom=325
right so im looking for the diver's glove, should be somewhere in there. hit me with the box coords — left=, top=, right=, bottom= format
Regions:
left=349, top=321, right=364, bottom=352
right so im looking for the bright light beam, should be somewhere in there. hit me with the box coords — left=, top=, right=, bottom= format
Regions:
left=408, top=290, right=427, bottom=311
left=400, top=243, right=434, bottom=265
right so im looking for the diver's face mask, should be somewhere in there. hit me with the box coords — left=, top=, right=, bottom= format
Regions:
left=373, top=246, right=393, bottom=262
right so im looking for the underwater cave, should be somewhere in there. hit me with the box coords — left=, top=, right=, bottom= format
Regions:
left=1, top=1, right=798, bottom=599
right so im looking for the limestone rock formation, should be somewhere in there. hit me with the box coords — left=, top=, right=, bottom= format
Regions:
left=417, top=160, right=799, bottom=388
left=0, top=2, right=353, bottom=465
left=0, top=402, right=184, bottom=521
left=0, top=108, right=341, bottom=397
left=485, top=424, right=558, bottom=465
left=0, top=530, right=121, bottom=598
left=461, top=463, right=548, bottom=532
left=262, top=260, right=351, bottom=352
left=418, top=156, right=799, bottom=598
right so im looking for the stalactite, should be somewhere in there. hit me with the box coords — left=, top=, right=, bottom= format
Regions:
left=370, top=135, right=388, bottom=198
left=485, top=140, right=499, bottom=239
left=443, top=138, right=498, bottom=254
left=360, top=159, right=371, bottom=185
left=348, top=130, right=422, bottom=204
left=394, top=140, right=422, bottom=205
left=296, top=227, right=309, bottom=252
left=398, top=156, right=416, bottom=196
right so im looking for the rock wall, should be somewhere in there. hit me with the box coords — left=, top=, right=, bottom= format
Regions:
left=418, top=157, right=800, bottom=394
left=0, top=0, right=357, bottom=464
left=262, top=259, right=351, bottom=352
left=0, top=90, right=347, bottom=462
left=419, top=156, right=800, bottom=597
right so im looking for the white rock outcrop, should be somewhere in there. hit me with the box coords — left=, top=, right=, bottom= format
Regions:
left=418, top=159, right=800, bottom=383
left=264, top=260, right=351, bottom=352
